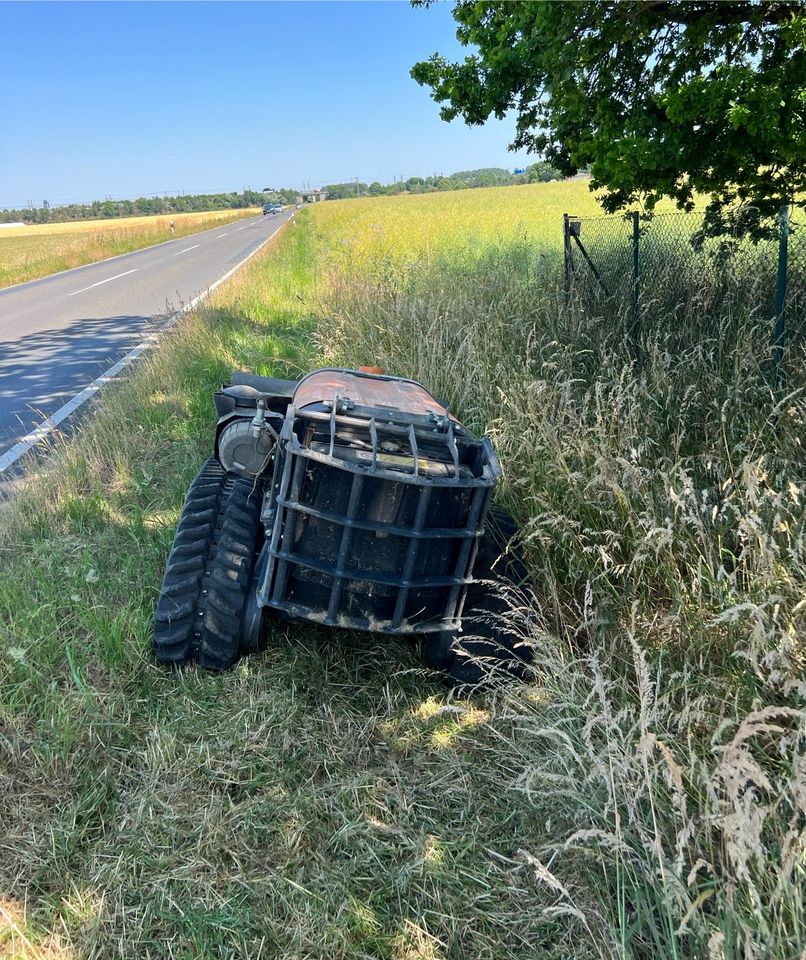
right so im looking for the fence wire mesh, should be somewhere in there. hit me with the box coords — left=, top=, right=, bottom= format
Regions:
left=563, top=207, right=805, bottom=363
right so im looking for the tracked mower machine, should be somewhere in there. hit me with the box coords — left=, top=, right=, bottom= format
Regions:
left=154, top=368, right=529, bottom=683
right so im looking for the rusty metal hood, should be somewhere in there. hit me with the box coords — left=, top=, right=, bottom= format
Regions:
left=292, top=369, right=452, bottom=421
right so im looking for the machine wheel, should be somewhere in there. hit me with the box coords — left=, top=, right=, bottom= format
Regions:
left=154, top=458, right=265, bottom=670
left=424, top=505, right=533, bottom=686
left=240, top=549, right=270, bottom=653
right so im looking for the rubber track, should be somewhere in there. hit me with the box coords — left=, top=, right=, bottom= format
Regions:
left=424, top=505, right=533, bottom=685
left=198, top=475, right=264, bottom=669
left=153, top=458, right=264, bottom=669
left=154, top=458, right=227, bottom=664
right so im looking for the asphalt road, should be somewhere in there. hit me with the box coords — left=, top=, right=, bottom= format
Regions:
left=0, top=210, right=293, bottom=465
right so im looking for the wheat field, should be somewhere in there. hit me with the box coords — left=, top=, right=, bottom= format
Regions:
left=307, top=181, right=690, bottom=262
left=0, top=208, right=260, bottom=289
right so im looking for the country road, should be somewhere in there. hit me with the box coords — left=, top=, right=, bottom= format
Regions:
left=0, top=209, right=294, bottom=469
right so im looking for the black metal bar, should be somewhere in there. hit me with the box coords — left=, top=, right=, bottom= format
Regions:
left=369, top=417, right=378, bottom=470
left=298, top=404, right=452, bottom=433
left=390, top=486, right=432, bottom=629
left=446, top=421, right=460, bottom=479
left=408, top=424, right=419, bottom=479
left=271, top=533, right=469, bottom=592
left=270, top=451, right=306, bottom=604
left=296, top=444, right=492, bottom=487
left=630, top=210, right=640, bottom=358
left=774, top=204, right=789, bottom=383
left=571, top=232, right=611, bottom=297
left=328, top=400, right=337, bottom=457
left=274, top=494, right=482, bottom=540
left=260, top=415, right=299, bottom=606
left=326, top=473, right=364, bottom=622
left=452, top=488, right=494, bottom=627
left=443, top=485, right=489, bottom=624
left=563, top=213, right=572, bottom=302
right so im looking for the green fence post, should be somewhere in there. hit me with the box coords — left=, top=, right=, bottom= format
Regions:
left=629, top=211, right=640, bottom=357
left=773, top=204, right=789, bottom=382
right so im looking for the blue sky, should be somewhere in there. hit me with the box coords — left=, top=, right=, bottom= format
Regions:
left=0, top=1, right=530, bottom=208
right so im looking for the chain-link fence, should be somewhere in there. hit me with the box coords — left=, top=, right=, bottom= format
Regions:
left=563, top=207, right=805, bottom=371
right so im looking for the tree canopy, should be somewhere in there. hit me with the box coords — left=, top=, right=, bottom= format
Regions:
left=411, top=1, right=806, bottom=235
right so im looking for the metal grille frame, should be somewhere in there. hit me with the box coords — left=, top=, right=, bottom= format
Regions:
left=257, top=402, right=501, bottom=635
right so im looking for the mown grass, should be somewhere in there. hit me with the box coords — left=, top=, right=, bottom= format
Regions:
left=0, top=209, right=261, bottom=290
left=1, top=181, right=804, bottom=959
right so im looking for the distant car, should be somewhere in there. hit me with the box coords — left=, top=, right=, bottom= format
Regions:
left=263, top=203, right=283, bottom=216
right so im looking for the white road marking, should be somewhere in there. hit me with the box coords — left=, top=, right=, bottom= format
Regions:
left=217, top=232, right=229, bottom=238
left=68, top=268, right=138, bottom=297
left=0, top=214, right=292, bottom=474
left=236, top=225, right=247, bottom=231
left=173, top=243, right=200, bottom=256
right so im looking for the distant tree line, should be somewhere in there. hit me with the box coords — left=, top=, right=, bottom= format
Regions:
left=322, top=163, right=562, bottom=200
left=0, top=189, right=299, bottom=225
left=2, top=165, right=563, bottom=224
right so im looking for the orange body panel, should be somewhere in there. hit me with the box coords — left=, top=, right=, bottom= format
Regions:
left=293, top=370, right=451, bottom=420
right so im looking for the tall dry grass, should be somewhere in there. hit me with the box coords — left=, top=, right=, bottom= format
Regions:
left=314, top=212, right=806, bottom=958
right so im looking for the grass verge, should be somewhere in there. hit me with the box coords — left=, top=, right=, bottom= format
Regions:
left=1, top=185, right=804, bottom=959
left=1, top=215, right=567, bottom=960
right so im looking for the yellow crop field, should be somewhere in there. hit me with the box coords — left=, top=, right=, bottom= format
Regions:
left=0, top=207, right=260, bottom=289
left=306, top=179, right=682, bottom=269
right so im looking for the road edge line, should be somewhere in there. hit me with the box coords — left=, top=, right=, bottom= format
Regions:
left=0, top=213, right=294, bottom=474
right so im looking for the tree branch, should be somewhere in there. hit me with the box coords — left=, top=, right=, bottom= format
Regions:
left=635, top=1, right=801, bottom=28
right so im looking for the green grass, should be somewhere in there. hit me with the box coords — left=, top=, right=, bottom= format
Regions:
left=0, top=219, right=568, bottom=960
left=1, top=188, right=805, bottom=959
